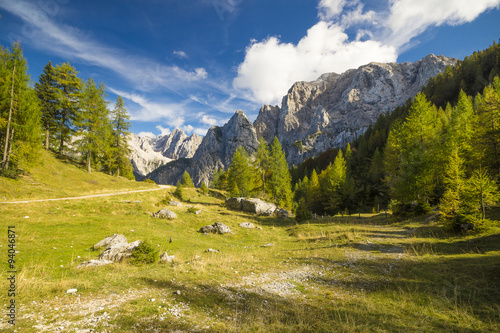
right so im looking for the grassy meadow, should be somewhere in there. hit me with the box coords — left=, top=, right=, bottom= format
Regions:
left=0, top=156, right=499, bottom=332
left=0, top=150, right=157, bottom=201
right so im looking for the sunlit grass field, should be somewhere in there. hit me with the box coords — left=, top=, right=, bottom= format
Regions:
left=0, top=154, right=499, bottom=332
left=0, top=150, right=156, bottom=201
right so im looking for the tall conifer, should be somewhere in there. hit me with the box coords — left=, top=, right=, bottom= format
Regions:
left=35, top=61, right=58, bottom=150
left=268, top=137, right=293, bottom=208
left=53, top=62, right=81, bottom=156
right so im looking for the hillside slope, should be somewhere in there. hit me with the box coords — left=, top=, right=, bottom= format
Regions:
left=0, top=150, right=156, bottom=201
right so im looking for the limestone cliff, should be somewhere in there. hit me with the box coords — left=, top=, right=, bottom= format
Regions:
left=147, top=111, right=259, bottom=186
left=128, top=130, right=202, bottom=178
left=254, top=54, right=457, bottom=165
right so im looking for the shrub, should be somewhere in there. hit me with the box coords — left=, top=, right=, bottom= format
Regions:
left=199, top=182, right=209, bottom=195
left=143, top=179, right=156, bottom=184
left=157, top=193, right=172, bottom=206
left=130, top=241, right=159, bottom=266
left=295, top=199, right=312, bottom=223
left=0, top=167, right=23, bottom=179
left=414, top=201, right=432, bottom=215
left=174, top=183, right=185, bottom=201
left=187, top=206, right=199, bottom=214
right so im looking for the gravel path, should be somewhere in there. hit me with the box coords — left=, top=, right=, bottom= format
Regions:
left=0, top=185, right=171, bottom=204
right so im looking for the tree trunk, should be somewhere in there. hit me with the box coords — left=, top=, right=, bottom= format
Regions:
left=2, top=65, right=15, bottom=170
left=261, top=171, right=265, bottom=193
left=59, top=129, right=64, bottom=156
left=87, top=151, right=91, bottom=173
left=5, top=128, right=14, bottom=170
left=480, top=189, right=485, bottom=220
left=45, top=128, right=50, bottom=150
left=117, top=165, right=120, bottom=177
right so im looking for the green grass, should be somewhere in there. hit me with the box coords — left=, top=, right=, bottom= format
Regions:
left=0, top=150, right=156, bottom=201
left=0, top=179, right=499, bottom=332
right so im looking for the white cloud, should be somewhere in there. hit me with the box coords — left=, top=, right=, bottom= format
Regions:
left=318, top=0, right=346, bottom=20
left=234, top=0, right=500, bottom=105
left=138, top=131, right=155, bottom=138
left=173, top=50, right=188, bottom=59
left=234, top=21, right=397, bottom=105
left=193, top=127, right=209, bottom=136
left=109, top=87, right=188, bottom=124
left=385, top=0, right=500, bottom=49
left=156, top=125, right=171, bottom=136
left=340, top=3, right=376, bottom=27
left=200, top=115, right=218, bottom=126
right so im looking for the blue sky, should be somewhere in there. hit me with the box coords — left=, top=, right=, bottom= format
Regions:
left=1, top=0, right=499, bottom=137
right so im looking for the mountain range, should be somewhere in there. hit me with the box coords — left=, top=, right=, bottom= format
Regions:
left=129, top=54, right=457, bottom=185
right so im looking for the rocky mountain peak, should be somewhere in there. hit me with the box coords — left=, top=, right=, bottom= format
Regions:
left=254, top=54, right=458, bottom=165
left=147, top=111, right=259, bottom=186
left=128, top=129, right=202, bottom=178
left=144, top=54, right=457, bottom=185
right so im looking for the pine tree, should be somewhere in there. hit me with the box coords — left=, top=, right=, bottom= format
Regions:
left=227, top=146, right=252, bottom=197
left=255, top=137, right=270, bottom=193
left=180, top=170, right=195, bottom=187
left=320, top=150, right=347, bottom=214
left=440, top=148, right=467, bottom=221
left=53, top=62, right=82, bottom=156
left=199, top=181, right=209, bottom=195
left=474, top=78, right=500, bottom=177
left=35, top=61, right=58, bottom=150
left=76, top=78, right=111, bottom=173
left=306, top=169, right=321, bottom=213
left=0, top=42, right=41, bottom=172
left=110, top=96, right=132, bottom=177
left=385, top=93, right=440, bottom=204
left=268, top=137, right=293, bottom=208
left=465, top=169, right=498, bottom=221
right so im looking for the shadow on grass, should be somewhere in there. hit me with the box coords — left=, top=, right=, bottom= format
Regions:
left=121, top=257, right=499, bottom=333
left=405, top=232, right=500, bottom=255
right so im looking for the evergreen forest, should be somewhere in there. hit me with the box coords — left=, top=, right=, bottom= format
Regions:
left=215, top=41, right=500, bottom=232
left=0, top=42, right=134, bottom=179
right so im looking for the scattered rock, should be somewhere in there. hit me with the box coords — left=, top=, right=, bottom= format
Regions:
left=92, top=234, right=128, bottom=250
left=199, top=222, right=233, bottom=235
left=242, top=198, right=277, bottom=216
left=153, top=208, right=177, bottom=219
left=99, top=240, right=141, bottom=262
left=76, top=259, right=113, bottom=268
left=262, top=243, right=275, bottom=247
left=205, top=248, right=220, bottom=253
left=159, top=252, right=176, bottom=263
left=66, top=289, right=77, bottom=294
left=194, top=210, right=202, bottom=215
left=169, top=200, right=183, bottom=207
left=199, top=225, right=215, bottom=234
left=226, top=197, right=277, bottom=216
left=239, top=222, right=256, bottom=229
left=225, top=197, right=244, bottom=211
left=174, top=290, right=181, bottom=295
left=169, top=236, right=173, bottom=243
left=276, top=209, right=289, bottom=219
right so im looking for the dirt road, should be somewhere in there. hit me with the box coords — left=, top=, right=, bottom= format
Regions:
left=0, top=185, right=172, bottom=204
